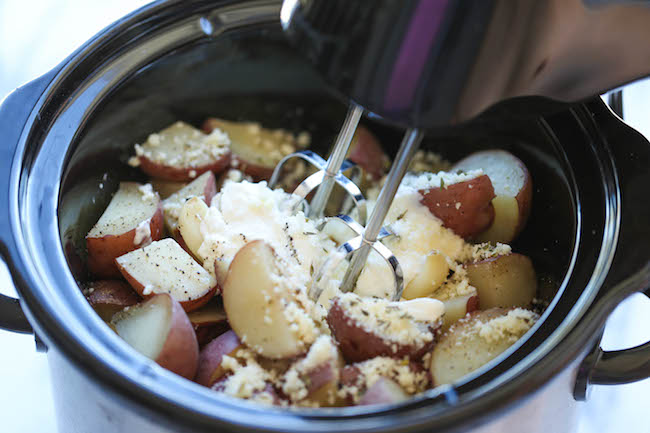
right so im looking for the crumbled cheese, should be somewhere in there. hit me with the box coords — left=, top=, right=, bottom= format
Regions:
left=142, top=284, right=154, bottom=296
left=335, top=293, right=437, bottom=349
left=407, top=150, right=451, bottom=173
left=475, top=308, right=538, bottom=344
left=133, top=218, right=152, bottom=246
left=128, top=156, right=141, bottom=167
left=296, top=131, right=311, bottom=147
left=339, top=357, right=429, bottom=403
left=462, top=242, right=512, bottom=262
left=219, top=350, right=274, bottom=400
left=280, top=335, right=338, bottom=403
left=133, top=121, right=230, bottom=169
left=400, top=170, right=483, bottom=193
left=137, top=183, right=156, bottom=202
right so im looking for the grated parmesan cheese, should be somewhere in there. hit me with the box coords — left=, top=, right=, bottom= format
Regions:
left=475, top=308, right=538, bottom=344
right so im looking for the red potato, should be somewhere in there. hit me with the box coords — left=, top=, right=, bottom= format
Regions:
left=115, top=238, right=217, bottom=312
left=187, top=303, right=229, bottom=347
left=465, top=253, right=537, bottom=310
left=150, top=178, right=187, bottom=199
left=327, top=294, right=444, bottom=363
left=111, top=293, right=199, bottom=380
left=357, top=377, right=408, bottom=406
left=222, top=241, right=317, bottom=359
left=347, top=125, right=388, bottom=181
left=453, top=150, right=533, bottom=243
left=440, top=292, right=480, bottom=328
left=419, top=174, right=495, bottom=240
left=195, top=330, right=243, bottom=386
left=86, top=182, right=164, bottom=278
left=281, top=336, right=342, bottom=406
left=134, top=121, right=231, bottom=181
left=402, top=252, right=450, bottom=300
left=162, top=170, right=217, bottom=237
left=429, top=308, right=538, bottom=385
left=177, top=197, right=210, bottom=261
left=85, top=280, right=141, bottom=321
left=202, top=118, right=300, bottom=181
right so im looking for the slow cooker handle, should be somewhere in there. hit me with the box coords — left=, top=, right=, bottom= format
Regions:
left=0, top=71, right=58, bottom=334
left=575, top=100, right=650, bottom=396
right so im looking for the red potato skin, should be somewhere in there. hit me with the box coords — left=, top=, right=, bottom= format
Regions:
left=419, top=174, right=496, bottom=239
left=195, top=330, right=243, bottom=386
left=467, top=295, right=480, bottom=314
left=348, top=126, right=388, bottom=180
left=327, top=299, right=437, bottom=363
left=87, top=203, right=164, bottom=279
left=115, top=260, right=217, bottom=313
left=85, top=280, right=141, bottom=321
left=155, top=294, right=200, bottom=380
left=137, top=151, right=231, bottom=182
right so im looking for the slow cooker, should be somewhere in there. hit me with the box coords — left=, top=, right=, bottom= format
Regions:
left=0, top=1, right=649, bottom=432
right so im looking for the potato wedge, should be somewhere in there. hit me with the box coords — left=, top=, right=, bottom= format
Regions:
left=115, top=238, right=217, bottom=312
left=453, top=150, right=533, bottom=243
left=465, top=253, right=537, bottom=310
left=402, top=252, right=450, bottom=300
left=133, top=121, right=231, bottom=181
left=177, top=197, right=210, bottom=260
left=357, top=377, right=408, bottom=406
left=111, top=293, right=199, bottom=380
left=202, top=118, right=300, bottom=181
left=281, top=335, right=342, bottom=406
left=150, top=178, right=187, bottom=199
left=86, top=182, right=163, bottom=278
left=440, top=292, right=479, bottom=328
left=419, top=174, right=495, bottom=239
left=195, top=330, right=243, bottom=386
left=85, top=280, right=140, bottom=321
left=430, top=308, right=538, bottom=385
left=162, top=170, right=217, bottom=237
left=327, top=293, right=443, bottom=362
left=187, top=302, right=229, bottom=347
left=222, top=240, right=317, bottom=359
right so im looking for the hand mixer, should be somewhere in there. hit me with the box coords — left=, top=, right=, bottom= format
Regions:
left=273, top=0, right=650, bottom=301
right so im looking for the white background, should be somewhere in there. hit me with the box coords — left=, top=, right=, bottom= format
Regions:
left=1, top=1, right=650, bottom=432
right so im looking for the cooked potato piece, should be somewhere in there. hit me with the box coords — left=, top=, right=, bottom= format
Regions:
left=85, top=280, right=140, bottom=321
left=327, top=293, right=444, bottom=363
left=339, top=357, right=430, bottom=404
left=280, top=335, right=343, bottom=406
left=86, top=182, right=163, bottom=278
left=115, top=238, right=217, bottom=312
left=440, top=292, right=479, bottom=328
left=402, top=252, right=450, bottom=300
left=357, top=377, right=408, bottom=406
left=347, top=125, right=388, bottom=181
left=162, top=170, right=217, bottom=237
left=465, top=253, right=537, bottom=310
left=222, top=241, right=317, bottom=359
left=187, top=302, right=229, bottom=347
left=134, top=121, right=231, bottom=181
left=202, top=118, right=300, bottom=181
left=150, top=178, right=187, bottom=199
left=195, top=330, right=243, bottom=386
left=430, top=308, right=538, bottom=385
left=419, top=174, right=496, bottom=239
left=111, top=293, right=199, bottom=380
left=453, top=150, right=533, bottom=243
left=177, top=197, right=209, bottom=260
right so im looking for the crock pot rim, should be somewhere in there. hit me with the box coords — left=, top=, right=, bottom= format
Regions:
left=4, top=1, right=636, bottom=432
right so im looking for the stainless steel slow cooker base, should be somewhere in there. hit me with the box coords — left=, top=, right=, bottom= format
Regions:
left=1, top=1, right=649, bottom=432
